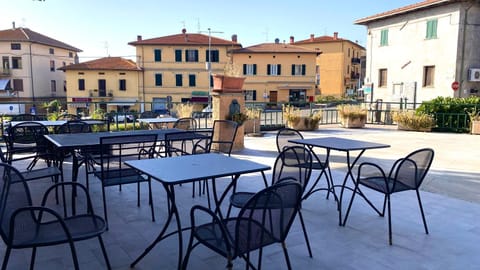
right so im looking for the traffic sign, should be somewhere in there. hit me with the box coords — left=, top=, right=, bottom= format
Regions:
left=451, top=81, right=459, bottom=91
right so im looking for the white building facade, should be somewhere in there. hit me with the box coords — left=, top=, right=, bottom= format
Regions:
left=356, top=0, right=480, bottom=104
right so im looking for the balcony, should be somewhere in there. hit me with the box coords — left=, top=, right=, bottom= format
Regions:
left=351, top=57, right=361, bottom=65
left=0, top=68, right=11, bottom=76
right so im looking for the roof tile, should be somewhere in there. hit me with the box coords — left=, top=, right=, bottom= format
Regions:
left=0, top=27, right=81, bottom=52
left=59, top=57, right=141, bottom=71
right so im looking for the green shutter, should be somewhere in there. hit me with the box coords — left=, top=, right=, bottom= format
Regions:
left=195, top=50, right=199, bottom=62
left=267, top=64, right=271, bottom=75
left=253, top=90, right=257, bottom=101
left=189, top=74, right=196, bottom=86
left=253, top=64, right=257, bottom=75
left=175, top=50, right=182, bottom=62
left=302, top=64, right=306, bottom=75
left=426, top=19, right=438, bottom=39
left=154, top=49, right=161, bottom=62
left=243, top=64, right=247, bottom=75
left=291, top=64, right=295, bottom=75
left=206, top=50, right=209, bottom=62
left=277, top=64, right=281, bottom=75
left=380, top=29, right=389, bottom=46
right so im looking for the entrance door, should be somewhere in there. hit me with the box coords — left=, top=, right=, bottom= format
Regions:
left=98, top=79, right=106, bottom=97
left=269, top=91, right=277, bottom=103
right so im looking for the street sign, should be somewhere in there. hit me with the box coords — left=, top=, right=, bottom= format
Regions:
left=451, top=81, right=459, bottom=91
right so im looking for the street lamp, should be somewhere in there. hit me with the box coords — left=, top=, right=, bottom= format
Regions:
left=200, top=28, right=223, bottom=108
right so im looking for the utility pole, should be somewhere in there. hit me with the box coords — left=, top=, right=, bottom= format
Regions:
left=199, top=28, right=223, bottom=108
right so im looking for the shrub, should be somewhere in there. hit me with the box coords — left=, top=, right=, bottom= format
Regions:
left=393, top=110, right=436, bottom=130
left=337, top=104, right=367, bottom=120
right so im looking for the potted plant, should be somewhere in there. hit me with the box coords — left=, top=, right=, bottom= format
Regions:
left=337, top=104, right=367, bottom=128
left=243, top=107, right=262, bottom=135
left=212, top=57, right=245, bottom=92
left=282, top=104, right=322, bottom=131
left=468, top=109, right=480, bottom=135
left=392, top=110, right=435, bottom=132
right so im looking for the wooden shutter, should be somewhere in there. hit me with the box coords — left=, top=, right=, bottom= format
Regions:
left=243, top=64, right=247, bottom=75
left=291, top=64, right=295, bottom=75
left=253, top=64, right=257, bottom=75
left=277, top=64, right=281, bottom=75
left=175, top=50, right=182, bottom=62
left=267, top=64, right=271, bottom=75
left=302, top=64, right=306, bottom=75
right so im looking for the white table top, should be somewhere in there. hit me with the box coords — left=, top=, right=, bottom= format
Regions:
left=137, top=117, right=178, bottom=124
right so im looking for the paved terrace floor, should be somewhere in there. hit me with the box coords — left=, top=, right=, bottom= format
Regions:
left=1, top=124, right=479, bottom=269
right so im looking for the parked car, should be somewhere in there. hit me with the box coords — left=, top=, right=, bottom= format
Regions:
left=113, top=113, right=135, bottom=123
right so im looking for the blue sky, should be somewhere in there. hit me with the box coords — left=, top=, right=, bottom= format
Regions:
left=1, top=0, right=419, bottom=61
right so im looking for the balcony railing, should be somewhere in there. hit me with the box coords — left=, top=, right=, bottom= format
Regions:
left=1, top=68, right=10, bottom=76
left=351, top=58, right=361, bottom=65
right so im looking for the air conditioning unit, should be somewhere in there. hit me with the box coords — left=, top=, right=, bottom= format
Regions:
left=468, top=68, right=480, bottom=82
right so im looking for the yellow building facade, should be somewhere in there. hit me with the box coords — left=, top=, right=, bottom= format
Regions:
left=60, top=57, right=141, bottom=115
left=294, top=33, right=365, bottom=98
left=231, top=42, right=319, bottom=105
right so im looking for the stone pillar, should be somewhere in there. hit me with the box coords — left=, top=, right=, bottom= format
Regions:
left=211, top=91, right=245, bottom=152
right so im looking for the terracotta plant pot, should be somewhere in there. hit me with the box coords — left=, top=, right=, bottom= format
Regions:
left=340, top=116, right=366, bottom=128
left=471, top=120, right=480, bottom=135
left=212, top=74, right=245, bottom=92
left=287, top=116, right=320, bottom=131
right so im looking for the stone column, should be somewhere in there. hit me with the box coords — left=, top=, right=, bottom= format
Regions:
left=211, top=91, right=245, bottom=152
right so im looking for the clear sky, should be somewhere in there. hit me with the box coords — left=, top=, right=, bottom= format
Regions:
left=1, top=0, right=420, bottom=61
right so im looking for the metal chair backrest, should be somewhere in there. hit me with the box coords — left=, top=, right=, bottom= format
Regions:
left=10, top=114, right=41, bottom=121
left=276, top=128, right=304, bottom=153
left=209, top=120, right=238, bottom=156
left=139, top=111, right=158, bottom=119
left=271, top=146, right=313, bottom=190
left=236, top=180, right=303, bottom=254
left=56, top=120, right=92, bottom=134
left=173, top=117, right=197, bottom=131
left=393, top=148, right=434, bottom=189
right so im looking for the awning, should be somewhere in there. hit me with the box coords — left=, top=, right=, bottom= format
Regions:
left=107, top=99, right=137, bottom=106
left=190, top=96, right=209, bottom=103
left=0, top=79, right=11, bottom=91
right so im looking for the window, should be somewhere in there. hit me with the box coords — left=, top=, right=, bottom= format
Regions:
left=185, top=50, right=199, bottom=62
left=206, top=50, right=219, bottom=62
left=119, top=79, right=126, bottom=91
left=244, top=90, right=257, bottom=101
left=154, top=49, right=162, bottom=62
left=2, top=57, right=9, bottom=70
left=12, top=57, right=22, bottom=69
left=11, top=43, right=21, bottom=50
left=267, top=64, right=281, bottom=75
left=176, top=74, right=183, bottom=86
left=49, top=48, right=54, bottom=54
left=291, top=64, right=306, bottom=76
left=189, top=74, right=196, bottom=87
left=175, top=49, right=182, bottom=62
left=155, top=74, right=162, bottom=86
left=13, top=79, right=23, bottom=91
left=78, top=79, right=85, bottom=90
left=51, top=80, right=57, bottom=92
left=69, top=52, right=73, bottom=58
left=50, top=60, right=55, bottom=72
left=426, top=19, right=438, bottom=39
left=243, top=64, right=257, bottom=75
left=378, top=69, right=388, bottom=87
left=380, top=29, right=389, bottom=46
left=423, top=66, right=435, bottom=87
left=64, top=81, right=66, bottom=92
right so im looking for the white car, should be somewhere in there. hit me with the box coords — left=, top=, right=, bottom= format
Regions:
left=113, top=114, right=135, bottom=122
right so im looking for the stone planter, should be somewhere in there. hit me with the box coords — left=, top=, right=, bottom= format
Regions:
left=287, top=116, right=319, bottom=131
left=471, top=120, right=480, bottom=135
left=397, top=123, right=432, bottom=132
left=340, top=116, right=366, bottom=128
left=212, top=74, right=245, bottom=93
left=244, top=119, right=261, bottom=134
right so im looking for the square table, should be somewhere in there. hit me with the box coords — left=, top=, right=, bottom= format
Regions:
left=125, top=153, right=270, bottom=269
left=289, top=137, right=390, bottom=225
left=137, top=117, right=178, bottom=129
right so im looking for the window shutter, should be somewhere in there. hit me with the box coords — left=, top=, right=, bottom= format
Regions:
left=253, top=90, right=257, bottom=101
left=291, top=64, right=295, bottom=75
left=175, top=50, right=182, bottom=62
left=206, top=50, right=209, bottom=62
left=267, top=64, right=271, bottom=75
left=253, top=64, right=257, bottom=75
left=302, top=64, right=306, bottom=75
left=195, top=50, right=199, bottom=62
left=277, top=64, right=281, bottom=75
left=243, top=64, right=247, bottom=75
left=154, top=49, right=161, bottom=62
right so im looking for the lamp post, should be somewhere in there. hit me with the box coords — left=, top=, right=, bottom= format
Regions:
left=200, top=28, right=223, bottom=108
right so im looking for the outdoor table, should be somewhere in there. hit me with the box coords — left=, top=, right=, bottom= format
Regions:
left=9, top=120, right=105, bottom=127
left=44, top=128, right=203, bottom=181
left=289, top=137, right=390, bottom=225
left=137, top=117, right=178, bottom=129
left=125, top=153, right=270, bottom=269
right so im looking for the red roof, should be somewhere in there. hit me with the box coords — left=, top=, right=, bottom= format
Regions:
left=129, top=30, right=240, bottom=46
left=355, top=0, right=453, bottom=24
left=0, top=27, right=81, bottom=52
left=233, top=43, right=319, bottom=54
left=59, top=57, right=141, bottom=71
left=294, top=34, right=365, bottom=50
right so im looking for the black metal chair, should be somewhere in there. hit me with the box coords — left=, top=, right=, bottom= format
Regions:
left=276, top=127, right=334, bottom=201
left=182, top=180, right=303, bottom=270
left=90, top=134, right=158, bottom=229
left=173, top=117, right=197, bottom=131
left=139, top=111, right=159, bottom=118
left=229, top=145, right=314, bottom=257
left=0, top=163, right=111, bottom=270
left=55, top=120, right=92, bottom=134
left=343, top=148, right=435, bottom=245
left=3, top=121, right=52, bottom=170
left=55, top=113, right=80, bottom=121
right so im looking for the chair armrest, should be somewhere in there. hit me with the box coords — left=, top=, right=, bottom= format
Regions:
left=357, top=162, right=387, bottom=180
left=41, top=182, right=96, bottom=217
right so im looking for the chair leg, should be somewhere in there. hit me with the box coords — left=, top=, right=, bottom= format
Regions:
left=297, top=210, right=313, bottom=257
left=343, top=183, right=359, bottom=226
left=98, top=236, right=112, bottom=270
left=149, top=180, right=155, bottom=222
left=416, top=190, right=429, bottom=234
left=281, top=242, right=293, bottom=270
left=387, top=194, right=392, bottom=245
left=137, top=182, right=141, bottom=207
left=1, top=246, right=11, bottom=270
left=181, top=232, right=195, bottom=270
left=30, top=247, right=36, bottom=270
left=102, top=186, right=109, bottom=230
left=67, top=240, right=80, bottom=270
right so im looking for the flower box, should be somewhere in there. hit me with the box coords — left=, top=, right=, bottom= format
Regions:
left=287, top=116, right=320, bottom=131
left=340, top=116, right=366, bottom=128
left=212, top=74, right=245, bottom=93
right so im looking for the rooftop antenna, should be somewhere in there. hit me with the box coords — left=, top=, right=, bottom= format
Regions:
left=262, top=27, right=269, bottom=42
left=104, top=41, right=109, bottom=56
left=196, top=18, right=201, bottom=33
left=180, top=20, right=186, bottom=29
left=199, top=28, right=224, bottom=108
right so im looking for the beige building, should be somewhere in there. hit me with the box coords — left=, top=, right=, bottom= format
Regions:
left=59, top=57, right=141, bottom=115
left=294, top=33, right=365, bottom=98
left=0, top=24, right=81, bottom=113
left=231, top=41, right=319, bottom=105
left=128, top=29, right=242, bottom=112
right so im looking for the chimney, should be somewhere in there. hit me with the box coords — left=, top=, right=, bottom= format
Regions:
left=137, top=35, right=142, bottom=41
left=310, top=34, right=314, bottom=41
left=333, top=32, right=338, bottom=40
left=274, top=38, right=280, bottom=44
left=231, top=34, right=238, bottom=43
left=182, top=28, right=187, bottom=34
left=12, top=21, right=15, bottom=29
left=289, top=36, right=294, bottom=44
